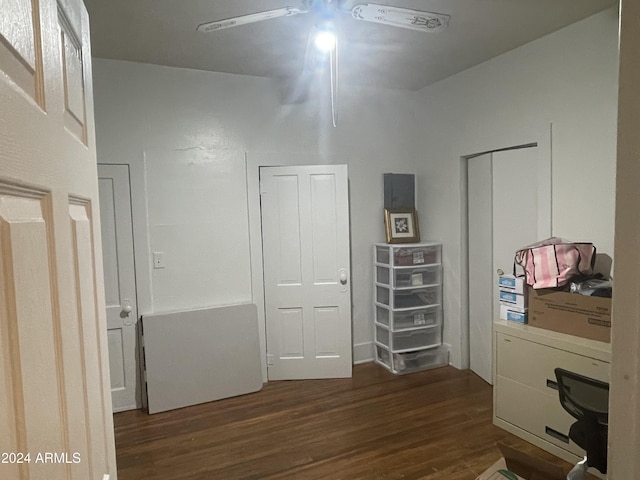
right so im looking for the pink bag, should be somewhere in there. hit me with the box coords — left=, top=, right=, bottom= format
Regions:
left=514, top=237, right=596, bottom=289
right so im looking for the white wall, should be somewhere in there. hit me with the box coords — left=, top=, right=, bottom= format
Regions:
left=415, top=8, right=620, bottom=368
left=92, top=59, right=422, bottom=367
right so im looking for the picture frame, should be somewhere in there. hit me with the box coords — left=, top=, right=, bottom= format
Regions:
left=384, top=208, right=420, bottom=244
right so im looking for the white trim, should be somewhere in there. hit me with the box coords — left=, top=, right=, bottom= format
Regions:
left=442, top=342, right=453, bottom=365
left=459, top=157, right=470, bottom=370
left=245, top=152, right=268, bottom=383
left=609, top=0, right=640, bottom=476
left=353, top=342, right=375, bottom=364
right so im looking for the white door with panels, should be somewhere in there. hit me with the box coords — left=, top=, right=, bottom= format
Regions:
left=468, top=147, right=549, bottom=384
left=98, top=164, right=141, bottom=412
left=0, top=0, right=117, bottom=478
left=261, top=165, right=352, bottom=380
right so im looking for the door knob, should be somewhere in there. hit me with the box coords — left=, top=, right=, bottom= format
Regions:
left=339, top=269, right=348, bottom=285
left=496, top=268, right=504, bottom=275
left=121, top=299, right=135, bottom=325
left=121, top=298, right=133, bottom=317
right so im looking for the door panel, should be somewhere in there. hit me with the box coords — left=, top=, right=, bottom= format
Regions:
left=98, top=164, right=140, bottom=412
left=0, top=0, right=44, bottom=103
left=0, top=0, right=117, bottom=477
left=468, top=154, right=494, bottom=384
left=59, top=7, right=87, bottom=143
left=310, top=173, right=338, bottom=283
left=69, top=200, right=110, bottom=477
left=314, top=306, right=341, bottom=357
left=280, top=308, right=304, bottom=358
left=273, top=175, right=303, bottom=285
left=261, top=165, right=352, bottom=380
left=0, top=191, right=65, bottom=479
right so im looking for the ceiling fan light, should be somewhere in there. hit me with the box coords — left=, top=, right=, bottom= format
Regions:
left=314, top=30, right=337, bottom=52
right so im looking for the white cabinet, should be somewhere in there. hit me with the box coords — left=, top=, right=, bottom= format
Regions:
left=374, top=243, right=448, bottom=374
left=493, top=320, right=611, bottom=466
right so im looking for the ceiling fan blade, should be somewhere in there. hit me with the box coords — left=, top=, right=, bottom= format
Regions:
left=197, top=6, right=309, bottom=33
left=350, top=3, right=450, bottom=33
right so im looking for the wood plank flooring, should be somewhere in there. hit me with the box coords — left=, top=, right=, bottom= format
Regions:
left=114, top=363, right=572, bottom=479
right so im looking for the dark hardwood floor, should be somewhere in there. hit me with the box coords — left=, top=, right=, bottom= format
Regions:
left=114, top=363, right=571, bottom=479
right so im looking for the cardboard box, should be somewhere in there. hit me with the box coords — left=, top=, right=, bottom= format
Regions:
left=476, top=443, right=601, bottom=480
left=500, top=304, right=527, bottom=323
left=476, top=443, right=565, bottom=480
left=476, top=458, right=523, bottom=480
left=528, top=288, right=611, bottom=343
left=498, top=275, right=526, bottom=294
left=499, top=290, right=527, bottom=309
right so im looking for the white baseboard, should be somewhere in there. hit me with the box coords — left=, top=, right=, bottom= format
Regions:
left=442, top=342, right=461, bottom=369
left=353, top=342, right=374, bottom=364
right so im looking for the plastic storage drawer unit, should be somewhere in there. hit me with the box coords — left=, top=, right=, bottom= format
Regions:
left=373, top=243, right=448, bottom=375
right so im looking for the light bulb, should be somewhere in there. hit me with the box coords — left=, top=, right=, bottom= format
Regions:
left=314, top=30, right=336, bottom=52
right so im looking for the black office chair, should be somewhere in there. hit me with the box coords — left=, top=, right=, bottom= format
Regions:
left=554, top=368, right=609, bottom=477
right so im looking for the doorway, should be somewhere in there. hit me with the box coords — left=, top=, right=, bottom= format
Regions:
left=464, top=144, right=551, bottom=384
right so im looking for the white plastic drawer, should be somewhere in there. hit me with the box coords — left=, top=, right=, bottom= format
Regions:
left=376, top=324, right=441, bottom=352
left=376, top=305, right=441, bottom=330
left=393, top=245, right=441, bottom=267
left=393, top=265, right=442, bottom=288
left=376, top=265, right=442, bottom=288
left=393, top=346, right=449, bottom=375
left=375, top=244, right=441, bottom=267
left=376, top=285, right=441, bottom=309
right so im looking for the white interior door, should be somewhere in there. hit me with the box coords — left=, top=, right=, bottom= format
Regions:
left=99, top=164, right=141, bottom=412
left=261, top=165, right=352, bottom=380
left=468, top=147, right=546, bottom=384
left=468, top=154, right=494, bottom=384
left=0, top=0, right=117, bottom=478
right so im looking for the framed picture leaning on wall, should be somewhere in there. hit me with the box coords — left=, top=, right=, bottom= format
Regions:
left=384, top=208, right=420, bottom=244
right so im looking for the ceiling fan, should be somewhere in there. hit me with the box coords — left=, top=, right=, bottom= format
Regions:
left=196, top=1, right=450, bottom=35
left=196, top=1, right=451, bottom=127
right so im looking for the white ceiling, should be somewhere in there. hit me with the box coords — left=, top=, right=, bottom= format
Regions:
left=84, top=0, right=616, bottom=91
